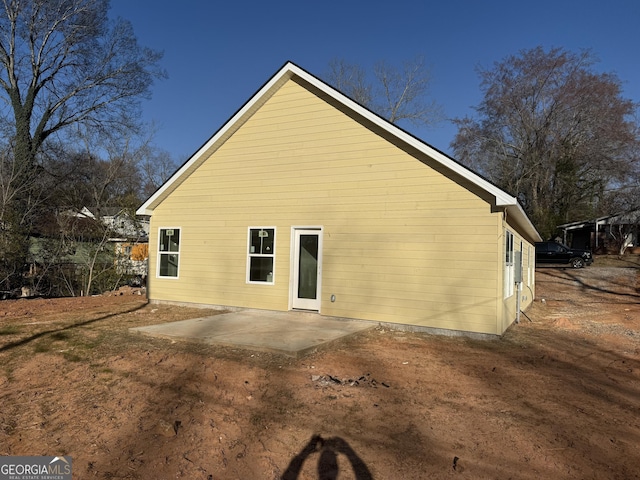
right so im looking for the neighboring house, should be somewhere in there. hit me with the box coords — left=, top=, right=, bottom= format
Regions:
left=78, top=207, right=149, bottom=242
left=137, top=62, right=541, bottom=336
left=78, top=207, right=150, bottom=276
left=27, top=207, right=150, bottom=292
left=558, top=211, right=640, bottom=254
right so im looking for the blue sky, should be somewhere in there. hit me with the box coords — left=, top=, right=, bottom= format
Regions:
left=109, top=0, right=640, bottom=161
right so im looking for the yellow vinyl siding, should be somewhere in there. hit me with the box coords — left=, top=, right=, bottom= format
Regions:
left=148, top=79, right=505, bottom=333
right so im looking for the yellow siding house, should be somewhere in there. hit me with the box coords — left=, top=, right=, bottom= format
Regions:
left=137, top=62, right=541, bottom=336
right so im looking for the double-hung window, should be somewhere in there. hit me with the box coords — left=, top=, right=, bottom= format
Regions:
left=247, top=227, right=275, bottom=283
left=504, top=230, right=514, bottom=298
left=158, top=228, right=180, bottom=278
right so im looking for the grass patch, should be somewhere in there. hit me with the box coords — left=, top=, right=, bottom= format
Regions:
left=0, top=325, right=21, bottom=335
left=33, top=340, right=52, bottom=353
left=50, top=331, right=71, bottom=341
left=31, top=331, right=78, bottom=353
left=250, top=412, right=268, bottom=429
left=89, top=364, right=114, bottom=375
left=62, top=351, right=83, bottom=362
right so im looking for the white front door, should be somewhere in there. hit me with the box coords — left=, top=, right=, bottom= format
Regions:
left=292, top=229, right=322, bottom=311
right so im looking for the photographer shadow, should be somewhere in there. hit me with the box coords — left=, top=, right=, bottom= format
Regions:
left=282, top=435, right=373, bottom=480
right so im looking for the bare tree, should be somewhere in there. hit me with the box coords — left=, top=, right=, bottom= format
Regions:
left=452, top=46, right=640, bottom=239
left=372, top=57, right=444, bottom=127
left=325, top=59, right=372, bottom=107
left=324, top=56, right=444, bottom=129
left=0, top=0, right=164, bottom=172
left=45, top=133, right=150, bottom=295
left=597, top=183, right=640, bottom=254
left=0, top=0, right=164, bottom=286
left=139, top=148, right=180, bottom=199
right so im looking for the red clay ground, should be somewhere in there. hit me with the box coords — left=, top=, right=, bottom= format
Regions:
left=0, top=266, right=639, bottom=479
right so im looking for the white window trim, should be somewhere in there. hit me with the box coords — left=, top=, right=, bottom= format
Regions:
left=527, top=245, right=533, bottom=286
left=504, top=230, right=514, bottom=298
left=157, top=226, right=181, bottom=279
left=246, top=226, right=276, bottom=285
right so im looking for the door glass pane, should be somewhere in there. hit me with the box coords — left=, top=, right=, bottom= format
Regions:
left=298, top=234, right=318, bottom=299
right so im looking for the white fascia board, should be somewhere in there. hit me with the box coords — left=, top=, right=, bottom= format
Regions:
left=510, top=203, right=543, bottom=242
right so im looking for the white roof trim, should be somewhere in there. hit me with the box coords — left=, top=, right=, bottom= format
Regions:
left=137, top=62, right=540, bottom=241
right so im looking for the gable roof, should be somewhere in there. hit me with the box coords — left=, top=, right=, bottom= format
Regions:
left=137, top=61, right=541, bottom=242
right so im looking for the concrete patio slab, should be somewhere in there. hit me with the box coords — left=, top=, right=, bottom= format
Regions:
left=130, top=309, right=376, bottom=357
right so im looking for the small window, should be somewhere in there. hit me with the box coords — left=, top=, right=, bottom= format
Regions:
left=158, top=228, right=180, bottom=278
left=248, top=227, right=275, bottom=283
left=527, top=245, right=533, bottom=286
left=504, top=230, right=514, bottom=298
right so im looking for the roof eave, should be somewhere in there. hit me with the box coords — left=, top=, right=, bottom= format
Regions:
left=137, top=61, right=542, bottom=244
left=507, top=203, right=543, bottom=242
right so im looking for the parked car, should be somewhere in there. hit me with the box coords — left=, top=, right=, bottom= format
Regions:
left=535, top=241, right=593, bottom=268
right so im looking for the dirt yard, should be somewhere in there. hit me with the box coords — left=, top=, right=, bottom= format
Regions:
left=0, top=266, right=639, bottom=479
